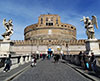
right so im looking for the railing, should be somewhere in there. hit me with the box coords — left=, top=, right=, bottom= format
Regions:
left=0, top=55, right=32, bottom=68
left=63, top=54, right=100, bottom=73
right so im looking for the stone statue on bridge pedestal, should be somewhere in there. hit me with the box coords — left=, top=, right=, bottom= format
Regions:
left=2, top=18, right=13, bottom=41
left=81, top=16, right=100, bottom=56
left=0, top=18, right=14, bottom=57
left=81, top=16, right=98, bottom=39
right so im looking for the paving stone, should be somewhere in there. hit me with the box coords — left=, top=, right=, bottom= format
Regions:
left=0, top=63, right=31, bottom=81
left=12, top=59, right=90, bottom=81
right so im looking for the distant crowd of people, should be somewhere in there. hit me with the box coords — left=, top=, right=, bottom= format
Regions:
left=36, top=52, right=62, bottom=63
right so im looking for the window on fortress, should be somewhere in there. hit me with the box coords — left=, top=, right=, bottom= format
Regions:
left=46, top=23, right=53, bottom=26
left=49, top=40, right=51, bottom=42
left=50, top=23, right=53, bottom=26
left=56, top=18, right=58, bottom=24
left=71, top=27, right=73, bottom=29
left=51, top=17, right=53, bottom=21
left=41, top=18, right=43, bottom=24
left=41, top=40, right=43, bottom=42
left=46, top=17, right=48, bottom=21
left=46, top=23, right=49, bottom=26
left=61, top=25, right=63, bottom=27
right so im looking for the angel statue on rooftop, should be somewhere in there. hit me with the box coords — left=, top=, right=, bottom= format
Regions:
left=80, top=15, right=98, bottom=39
left=2, top=18, right=13, bottom=41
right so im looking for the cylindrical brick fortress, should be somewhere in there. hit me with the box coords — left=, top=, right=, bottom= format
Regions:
left=24, top=14, right=76, bottom=41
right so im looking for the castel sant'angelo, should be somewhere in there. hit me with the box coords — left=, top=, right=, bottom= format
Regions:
left=24, top=14, right=76, bottom=41
left=12, top=14, right=87, bottom=54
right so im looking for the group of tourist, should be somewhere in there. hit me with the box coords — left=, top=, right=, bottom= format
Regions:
left=78, top=51, right=96, bottom=72
left=3, top=52, right=96, bottom=72
left=39, top=53, right=61, bottom=63
left=40, top=53, right=53, bottom=60
left=31, top=53, right=53, bottom=67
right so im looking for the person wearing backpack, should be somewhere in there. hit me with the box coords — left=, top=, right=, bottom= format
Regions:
left=82, top=53, right=89, bottom=70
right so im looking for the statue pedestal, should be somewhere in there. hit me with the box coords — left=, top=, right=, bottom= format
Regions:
left=0, top=40, right=13, bottom=57
left=85, top=39, right=100, bottom=56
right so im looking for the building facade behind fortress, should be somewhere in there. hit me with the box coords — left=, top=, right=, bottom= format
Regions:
left=10, top=14, right=100, bottom=55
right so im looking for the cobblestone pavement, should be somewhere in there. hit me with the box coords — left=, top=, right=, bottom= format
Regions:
left=0, top=62, right=30, bottom=81
left=12, top=59, right=91, bottom=81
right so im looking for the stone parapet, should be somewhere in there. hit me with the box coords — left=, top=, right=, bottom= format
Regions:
left=12, top=40, right=66, bottom=46
left=69, top=40, right=85, bottom=45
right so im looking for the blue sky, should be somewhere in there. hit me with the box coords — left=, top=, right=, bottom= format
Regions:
left=0, top=0, right=100, bottom=40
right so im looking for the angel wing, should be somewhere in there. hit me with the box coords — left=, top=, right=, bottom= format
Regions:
left=3, top=18, right=10, bottom=32
left=92, top=15, right=98, bottom=29
left=80, top=16, right=86, bottom=22
left=3, top=18, right=6, bottom=26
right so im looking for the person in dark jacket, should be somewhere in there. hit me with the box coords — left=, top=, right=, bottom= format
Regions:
left=78, top=51, right=82, bottom=65
left=3, top=58, right=12, bottom=72
left=31, top=56, right=37, bottom=67
left=56, top=54, right=60, bottom=62
left=54, top=54, right=57, bottom=63
left=90, top=53, right=95, bottom=63
left=83, top=53, right=89, bottom=70
left=90, top=52, right=96, bottom=72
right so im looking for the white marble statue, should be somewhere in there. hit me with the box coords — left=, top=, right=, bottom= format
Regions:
left=81, top=16, right=98, bottom=39
left=2, top=18, right=13, bottom=40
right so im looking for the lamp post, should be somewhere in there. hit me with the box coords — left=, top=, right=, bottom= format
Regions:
left=65, top=39, right=70, bottom=55
left=36, top=37, right=41, bottom=55
left=37, top=37, right=43, bottom=54
left=30, top=38, right=33, bottom=55
left=66, top=43, right=69, bottom=55
left=36, top=40, right=39, bottom=53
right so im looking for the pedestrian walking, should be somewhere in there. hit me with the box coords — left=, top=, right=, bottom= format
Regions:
left=54, top=54, right=57, bottom=63
left=54, top=54, right=60, bottom=63
left=90, top=52, right=96, bottom=72
left=3, top=58, right=12, bottom=72
left=62, top=53, right=64, bottom=60
left=31, top=56, right=37, bottom=67
left=42, top=54, right=46, bottom=60
left=82, top=53, right=89, bottom=70
left=48, top=54, right=50, bottom=59
left=56, top=54, right=60, bottom=62
left=78, top=51, right=82, bottom=65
